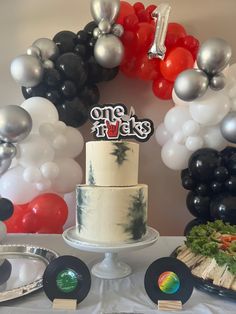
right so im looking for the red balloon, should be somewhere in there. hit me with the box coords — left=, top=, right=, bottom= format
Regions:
left=120, top=55, right=140, bottom=78
left=21, top=211, right=42, bottom=233
left=4, top=204, right=29, bottom=233
left=133, top=2, right=145, bottom=14
left=146, top=5, right=157, bottom=19
left=28, top=193, right=68, bottom=231
left=116, top=1, right=135, bottom=25
left=121, top=30, right=138, bottom=53
left=177, top=35, right=200, bottom=59
left=136, top=23, right=155, bottom=54
left=152, top=77, right=174, bottom=100
left=36, top=226, right=63, bottom=234
left=123, top=14, right=139, bottom=31
left=160, top=47, right=194, bottom=82
left=167, top=23, right=186, bottom=38
left=136, top=54, right=160, bottom=81
left=137, top=9, right=151, bottom=23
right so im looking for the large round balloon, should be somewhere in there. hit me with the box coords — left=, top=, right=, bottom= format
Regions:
left=188, top=148, right=220, bottom=182
left=186, top=191, right=211, bottom=219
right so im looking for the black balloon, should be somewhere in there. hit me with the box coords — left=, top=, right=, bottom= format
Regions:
left=101, top=67, right=119, bottom=81
left=188, top=148, right=220, bottom=182
left=74, top=44, right=87, bottom=59
left=210, top=181, right=223, bottom=194
left=214, top=166, right=229, bottom=182
left=79, top=85, right=100, bottom=107
left=195, top=183, right=209, bottom=196
left=44, top=68, right=61, bottom=87
left=0, top=198, right=14, bottom=221
left=22, top=83, right=46, bottom=98
left=87, top=57, right=104, bottom=83
left=53, top=31, right=77, bottom=53
left=77, top=30, right=89, bottom=44
left=210, top=193, right=236, bottom=224
left=57, top=97, right=88, bottom=128
left=184, top=218, right=207, bottom=236
left=227, top=154, right=236, bottom=175
left=56, top=53, right=88, bottom=83
left=186, top=191, right=211, bottom=219
left=225, top=176, right=236, bottom=195
left=84, top=21, right=97, bottom=35
left=182, top=175, right=196, bottom=190
left=61, top=80, right=77, bottom=99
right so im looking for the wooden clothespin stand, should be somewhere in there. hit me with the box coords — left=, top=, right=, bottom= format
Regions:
left=52, top=299, right=77, bottom=310
left=157, top=300, right=183, bottom=311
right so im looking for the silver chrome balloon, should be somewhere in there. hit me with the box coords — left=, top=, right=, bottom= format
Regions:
left=27, top=46, right=41, bottom=58
left=10, top=54, right=43, bottom=87
left=0, top=143, right=17, bottom=160
left=210, top=73, right=226, bottom=91
left=197, top=38, right=232, bottom=75
left=0, top=159, right=12, bottom=176
left=112, top=24, right=124, bottom=37
left=98, top=19, right=112, bottom=34
left=174, top=69, right=209, bottom=102
left=220, top=111, right=236, bottom=143
left=32, top=38, right=59, bottom=61
left=0, top=105, right=32, bottom=143
left=93, top=27, right=102, bottom=38
left=94, top=34, right=124, bottom=68
left=91, top=0, right=120, bottom=24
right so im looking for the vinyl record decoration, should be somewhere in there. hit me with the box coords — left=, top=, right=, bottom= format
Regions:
left=11, top=1, right=200, bottom=129
left=144, top=257, right=194, bottom=305
left=43, top=255, right=91, bottom=304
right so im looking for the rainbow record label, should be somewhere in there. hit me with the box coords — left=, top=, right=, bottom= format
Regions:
left=144, top=257, right=194, bottom=304
left=43, top=255, right=91, bottom=303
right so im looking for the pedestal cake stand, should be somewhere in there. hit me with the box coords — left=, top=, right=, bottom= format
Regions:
left=63, top=226, right=159, bottom=279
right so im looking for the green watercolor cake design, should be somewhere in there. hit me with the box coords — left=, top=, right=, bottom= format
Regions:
left=122, top=188, right=147, bottom=240
left=111, top=142, right=130, bottom=165
left=77, top=188, right=89, bottom=232
left=88, top=161, right=95, bottom=185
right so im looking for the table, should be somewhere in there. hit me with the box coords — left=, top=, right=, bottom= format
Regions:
left=1, top=235, right=236, bottom=313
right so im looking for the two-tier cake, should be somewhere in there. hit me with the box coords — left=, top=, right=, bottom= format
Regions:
left=76, top=140, right=148, bottom=244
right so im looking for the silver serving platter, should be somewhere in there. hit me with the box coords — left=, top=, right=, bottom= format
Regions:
left=0, top=244, right=59, bottom=302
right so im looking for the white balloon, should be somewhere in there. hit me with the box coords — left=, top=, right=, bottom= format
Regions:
left=51, top=158, right=83, bottom=194
left=54, top=121, right=67, bottom=133
left=40, top=162, right=59, bottom=179
left=53, top=135, right=67, bottom=150
left=55, top=127, right=84, bottom=158
left=0, top=166, right=39, bottom=204
left=63, top=191, right=76, bottom=230
left=17, top=134, right=54, bottom=167
left=0, top=222, right=7, bottom=242
left=21, top=97, right=58, bottom=133
left=39, top=122, right=56, bottom=139
left=155, top=123, right=171, bottom=146
left=164, top=106, right=191, bottom=135
left=185, top=136, right=204, bottom=151
left=189, top=88, right=231, bottom=126
left=172, top=89, right=189, bottom=106
left=202, top=125, right=228, bottom=150
left=182, top=120, right=200, bottom=136
left=161, top=140, right=192, bottom=170
left=173, top=131, right=186, bottom=144
left=36, top=179, right=52, bottom=192
left=23, top=166, right=42, bottom=183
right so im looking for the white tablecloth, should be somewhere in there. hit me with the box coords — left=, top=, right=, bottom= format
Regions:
left=0, top=235, right=235, bottom=314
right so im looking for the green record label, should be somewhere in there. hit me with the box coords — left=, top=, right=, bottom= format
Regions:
left=56, top=268, right=78, bottom=293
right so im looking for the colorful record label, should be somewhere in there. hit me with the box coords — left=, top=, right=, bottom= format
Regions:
left=158, top=271, right=180, bottom=294
left=56, top=269, right=78, bottom=293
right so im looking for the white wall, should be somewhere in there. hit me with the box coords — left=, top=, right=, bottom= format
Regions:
left=0, top=0, right=235, bottom=235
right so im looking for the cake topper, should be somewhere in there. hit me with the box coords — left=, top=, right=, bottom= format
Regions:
left=90, top=104, right=154, bottom=142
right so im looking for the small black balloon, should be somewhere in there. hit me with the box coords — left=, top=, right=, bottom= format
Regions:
left=181, top=169, right=190, bottom=180
left=57, top=97, right=89, bottom=128
left=188, top=148, right=220, bottom=182
left=61, top=80, right=77, bottom=99
left=225, top=176, right=236, bottom=195
left=0, top=198, right=14, bottom=221
left=84, top=21, right=97, bottom=35
left=45, top=90, right=62, bottom=105
left=214, top=166, right=229, bottom=182
left=184, top=218, right=207, bottom=236
left=101, top=67, right=119, bottom=81
left=210, top=193, right=236, bottom=224
left=74, top=44, right=87, bottom=59
left=210, top=181, right=223, bottom=194
left=22, top=83, right=46, bottom=99
left=44, top=68, right=61, bottom=87
left=87, top=57, right=104, bottom=84
left=78, top=85, right=100, bottom=107
left=56, top=53, right=88, bottom=83
left=53, top=31, right=77, bottom=53
left=186, top=191, right=211, bottom=219
left=182, top=176, right=196, bottom=190
left=227, top=154, right=236, bottom=175
left=76, top=30, right=89, bottom=44
left=195, top=183, right=209, bottom=196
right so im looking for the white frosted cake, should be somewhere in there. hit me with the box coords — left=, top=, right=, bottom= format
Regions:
left=76, top=140, right=148, bottom=244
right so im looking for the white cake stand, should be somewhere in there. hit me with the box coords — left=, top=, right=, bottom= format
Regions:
left=63, top=226, right=159, bottom=279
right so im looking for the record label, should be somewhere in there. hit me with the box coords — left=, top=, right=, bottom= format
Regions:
left=145, top=257, right=194, bottom=304
left=43, top=255, right=91, bottom=303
